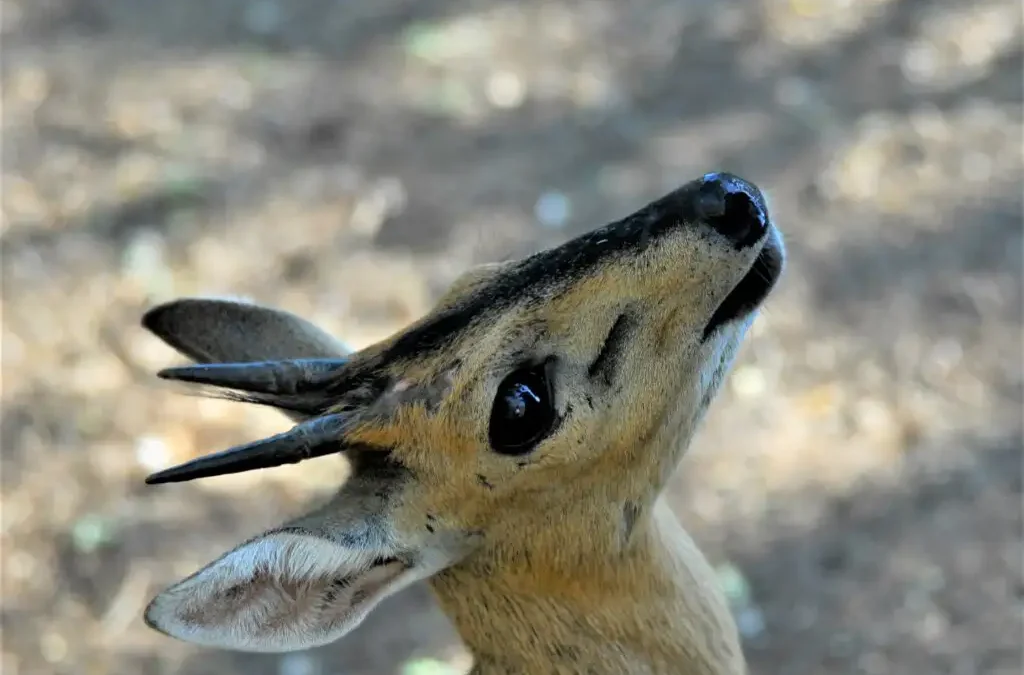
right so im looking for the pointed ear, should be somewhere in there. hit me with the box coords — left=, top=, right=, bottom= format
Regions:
left=142, top=298, right=351, bottom=364
left=144, top=526, right=439, bottom=653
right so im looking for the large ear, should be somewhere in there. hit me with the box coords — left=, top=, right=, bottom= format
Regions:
left=142, top=298, right=351, bottom=364
left=143, top=523, right=445, bottom=653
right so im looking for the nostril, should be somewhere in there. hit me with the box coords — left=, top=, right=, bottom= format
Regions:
left=696, top=172, right=769, bottom=248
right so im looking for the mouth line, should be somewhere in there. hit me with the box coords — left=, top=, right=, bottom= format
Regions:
left=701, top=234, right=784, bottom=340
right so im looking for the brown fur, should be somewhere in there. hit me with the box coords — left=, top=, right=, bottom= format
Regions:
left=138, top=173, right=785, bottom=673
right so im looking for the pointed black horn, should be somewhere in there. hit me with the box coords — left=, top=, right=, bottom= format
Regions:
left=144, top=413, right=349, bottom=485
left=156, top=358, right=348, bottom=395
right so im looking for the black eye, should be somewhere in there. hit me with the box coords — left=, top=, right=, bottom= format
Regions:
left=488, top=366, right=557, bottom=455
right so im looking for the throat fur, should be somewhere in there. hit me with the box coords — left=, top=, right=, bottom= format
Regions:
left=428, top=501, right=745, bottom=675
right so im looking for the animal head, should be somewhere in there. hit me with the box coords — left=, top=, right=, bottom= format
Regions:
left=139, top=172, right=785, bottom=652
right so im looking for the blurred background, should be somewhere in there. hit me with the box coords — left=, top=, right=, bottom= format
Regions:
left=2, top=0, right=1022, bottom=673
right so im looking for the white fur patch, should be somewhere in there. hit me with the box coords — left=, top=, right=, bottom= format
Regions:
left=697, top=313, right=755, bottom=414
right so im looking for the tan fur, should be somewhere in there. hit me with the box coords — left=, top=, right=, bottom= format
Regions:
left=138, top=174, right=785, bottom=673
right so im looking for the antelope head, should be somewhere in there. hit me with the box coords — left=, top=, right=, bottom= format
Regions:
left=140, top=172, right=784, bottom=654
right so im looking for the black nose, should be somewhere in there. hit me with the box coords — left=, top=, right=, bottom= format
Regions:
left=695, top=172, right=769, bottom=249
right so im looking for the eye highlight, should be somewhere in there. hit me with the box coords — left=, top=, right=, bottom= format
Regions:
left=488, top=365, right=557, bottom=455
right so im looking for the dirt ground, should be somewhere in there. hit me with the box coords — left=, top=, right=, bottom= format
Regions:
left=2, top=0, right=1022, bottom=673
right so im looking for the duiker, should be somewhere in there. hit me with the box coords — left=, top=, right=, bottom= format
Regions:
left=139, top=172, right=784, bottom=674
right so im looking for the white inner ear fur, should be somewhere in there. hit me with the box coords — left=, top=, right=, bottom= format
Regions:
left=144, top=532, right=436, bottom=653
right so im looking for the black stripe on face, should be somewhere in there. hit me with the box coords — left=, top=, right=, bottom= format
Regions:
left=588, top=313, right=633, bottom=386
left=380, top=179, right=717, bottom=363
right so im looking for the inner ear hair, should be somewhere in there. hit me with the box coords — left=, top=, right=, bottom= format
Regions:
left=143, top=529, right=426, bottom=653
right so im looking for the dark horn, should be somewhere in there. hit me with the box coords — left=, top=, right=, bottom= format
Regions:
left=156, top=358, right=348, bottom=395
left=144, top=413, right=349, bottom=484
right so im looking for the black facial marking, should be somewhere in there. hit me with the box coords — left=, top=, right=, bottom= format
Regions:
left=551, top=644, right=581, bottom=661
left=381, top=177, right=760, bottom=362
left=425, top=523, right=435, bottom=533
left=588, top=312, right=633, bottom=386
left=477, top=474, right=494, bottom=490
left=621, top=501, right=642, bottom=546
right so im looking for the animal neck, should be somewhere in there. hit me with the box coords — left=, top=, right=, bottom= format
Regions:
left=428, top=499, right=746, bottom=675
